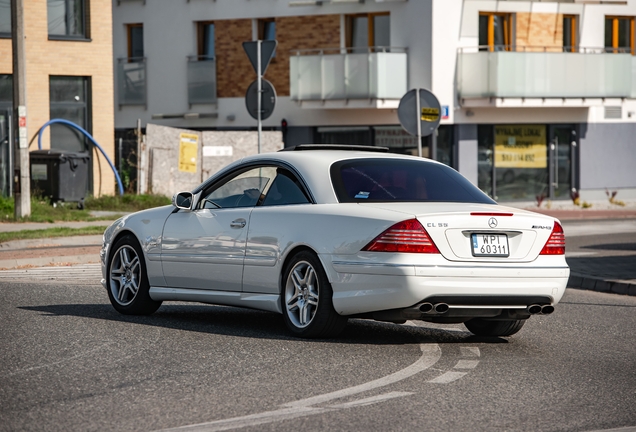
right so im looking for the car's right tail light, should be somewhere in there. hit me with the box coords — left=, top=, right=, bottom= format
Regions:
left=540, top=221, right=565, bottom=255
left=362, top=219, right=440, bottom=253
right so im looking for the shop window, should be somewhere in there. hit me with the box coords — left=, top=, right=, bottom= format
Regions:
left=197, top=22, right=215, bottom=60
left=563, top=15, right=578, bottom=52
left=605, top=16, right=634, bottom=54
left=48, top=0, right=89, bottom=40
left=479, top=12, right=512, bottom=52
left=0, top=1, right=10, bottom=37
left=346, top=13, right=390, bottom=52
left=127, top=23, right=144, bottom=59
left=49, top=76, right=91, bottom=154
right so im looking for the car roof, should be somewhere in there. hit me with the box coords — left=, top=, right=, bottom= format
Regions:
left=238, top=148, right=446, bottom=205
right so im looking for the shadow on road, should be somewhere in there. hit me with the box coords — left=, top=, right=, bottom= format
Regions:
left=18, top=303, right=509, bottom=345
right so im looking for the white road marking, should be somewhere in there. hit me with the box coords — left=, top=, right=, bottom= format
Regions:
left=454, top=360, right=480, bottom=369
left=428, top=371, right=468, bottom=384
left=566, top=252, right=598, bottom=257
left=327, top=391, right=413, bottom=409
left=157, top=342, right=442, bottom=432
left=0, top=263, right=102, bottom=284
left=460, top=347, right=481, bottom=357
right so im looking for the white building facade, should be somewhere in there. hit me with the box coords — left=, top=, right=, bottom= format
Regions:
left=113, top=0, right=636, bottom=202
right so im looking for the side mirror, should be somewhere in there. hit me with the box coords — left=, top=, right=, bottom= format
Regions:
left=172, top=191, right=193, bottom=210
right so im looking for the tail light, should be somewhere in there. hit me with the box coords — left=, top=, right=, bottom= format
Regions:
left=362, top=219, right=439, bottom=253
left=540, top=221, right=565, bottom=255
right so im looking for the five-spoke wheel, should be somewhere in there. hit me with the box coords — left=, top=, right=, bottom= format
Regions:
left=281, top=251, right=347, bottom=338
left=107, top=235, right=161, bottom=315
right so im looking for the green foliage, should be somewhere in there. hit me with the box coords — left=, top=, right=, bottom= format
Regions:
left=0, top=194, right=170, bottom=222
left=0, top=226, right=107, bottom=243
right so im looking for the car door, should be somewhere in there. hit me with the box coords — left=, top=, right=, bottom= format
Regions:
left=161, top=165, right=277, bottom=291
left=243, top=168, right=313, bottom=294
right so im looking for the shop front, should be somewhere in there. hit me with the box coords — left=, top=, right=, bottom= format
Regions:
left=477, top=124, right=578, bottom=202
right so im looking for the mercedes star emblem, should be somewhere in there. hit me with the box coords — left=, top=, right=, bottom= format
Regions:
left=488, top=217, right=498, bottom=228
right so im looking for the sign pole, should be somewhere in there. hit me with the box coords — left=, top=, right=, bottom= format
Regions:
left=257, top=40, right=262, bottom=154
left=415, top=88, right=422, bottom=158
left=11, top=0, right=30, bottom=218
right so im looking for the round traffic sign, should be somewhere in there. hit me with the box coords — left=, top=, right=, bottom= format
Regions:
left=397, top=89, right=441, bottom=137
left=245, top=79, right=277, bottom=120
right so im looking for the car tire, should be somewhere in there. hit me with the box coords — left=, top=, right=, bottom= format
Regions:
left=464, top=318, right=525, bottom=337
left=281, top=250, right=347, bottom=338
left=107, top=234, right=162, bottom=315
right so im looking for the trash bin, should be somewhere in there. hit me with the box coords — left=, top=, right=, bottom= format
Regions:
left=30, top=150, right=90, bottom=209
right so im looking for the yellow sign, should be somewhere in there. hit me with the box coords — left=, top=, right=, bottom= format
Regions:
left=178, top=133, right=198, bottom=173
left=421, top=107, right=440, bottom=122
left=494, top=125, right=547, bottom=169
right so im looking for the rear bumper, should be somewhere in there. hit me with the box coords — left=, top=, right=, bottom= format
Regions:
left=328, top=261, right=569, bottom=316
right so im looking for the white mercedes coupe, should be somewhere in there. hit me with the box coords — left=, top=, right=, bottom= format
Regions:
left=101, top=146, right=569, bottom=338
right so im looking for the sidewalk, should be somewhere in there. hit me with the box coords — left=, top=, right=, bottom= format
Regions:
left=0, top=206, right=634, bottom=297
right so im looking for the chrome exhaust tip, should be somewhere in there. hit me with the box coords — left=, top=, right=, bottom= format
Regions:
left=541, top=305, right=555, bottom=315
left=527, top=304, right=542, bottom=315
left=419, top=303, right=434, bottom=313
left=434, top=303, right=449, bottom=314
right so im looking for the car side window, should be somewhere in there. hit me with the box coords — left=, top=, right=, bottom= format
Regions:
left=261, top=169, right=311, bottom=207
left=199, top=166, right=277, bottom=209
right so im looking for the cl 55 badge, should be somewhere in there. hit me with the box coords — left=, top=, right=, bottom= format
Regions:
left=427, top=222, right=448, bottom=228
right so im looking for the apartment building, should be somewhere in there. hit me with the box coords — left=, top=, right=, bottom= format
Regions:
left=0, top=0, right=115, bottom=197
left=113, top=0, right=636, bottom=202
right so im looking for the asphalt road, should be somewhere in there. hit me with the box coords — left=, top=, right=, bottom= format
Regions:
left=1, top=270, right=635, bottom=432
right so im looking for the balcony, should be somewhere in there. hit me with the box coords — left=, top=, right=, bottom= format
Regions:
left=457, top=47, right=635, bottom=107
left=187, top=56, right=217, bottom=105
left=117, top=57, right=147, bottom=108
left=290, top=47, right=408, bottom=109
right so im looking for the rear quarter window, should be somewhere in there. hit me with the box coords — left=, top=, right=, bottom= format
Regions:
left=330, top=158, right=495, bottom=204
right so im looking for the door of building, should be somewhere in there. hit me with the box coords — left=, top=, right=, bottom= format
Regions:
left=548, top=125, right=577, bottom=200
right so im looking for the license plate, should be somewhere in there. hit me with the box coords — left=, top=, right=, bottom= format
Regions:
left=471, top=233, right=509, bottom=257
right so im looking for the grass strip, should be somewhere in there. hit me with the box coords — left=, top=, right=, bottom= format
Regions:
left=0, top=226, right=108, bottom=244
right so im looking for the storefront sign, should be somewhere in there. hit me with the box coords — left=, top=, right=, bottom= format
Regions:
left=494, top=125, right=547, bottom=169
left=178, top=133, right=198, bottom=173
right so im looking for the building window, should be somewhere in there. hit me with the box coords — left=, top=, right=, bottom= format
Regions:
left=605, top=16, right=634, bottom=53
left=479, top=12, right=512, bottom=51
left=563, top=15, right=578, bottom=52
left=49, top=76, right=91, bottom=153
left=346, top=13, right=390, bottom=52
left=127, top=23, right=144, bottom=59
left=47, top=0, right=89, bottom=40
left=197, top=22, right=215, bottom=60
left=0, top=1, right=10, bottom=37
left=258, top=18, right=276, bottom=41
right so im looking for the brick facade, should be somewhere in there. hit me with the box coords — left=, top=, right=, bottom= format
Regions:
left=0, top=0, right=115, bottom=196
left=516, top=13, right=564, bottom=51
left=215, top=14, right=341, bottom=98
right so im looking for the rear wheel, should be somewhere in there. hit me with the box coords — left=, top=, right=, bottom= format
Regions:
left=281, top=251, right=347, bottom=338
left=464, top=318, right=525, bottom=337
left=107, top=234, right=161, bottom=315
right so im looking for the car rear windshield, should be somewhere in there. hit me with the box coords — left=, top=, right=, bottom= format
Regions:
left=331, top=158, right=496, bottom=204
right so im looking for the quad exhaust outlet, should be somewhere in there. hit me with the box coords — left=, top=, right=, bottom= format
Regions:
left=419, top=302, right=449, bottom=315
left=527, top=304, right=555, bottom=315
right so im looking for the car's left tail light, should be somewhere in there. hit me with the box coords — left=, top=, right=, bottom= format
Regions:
left=362, top=219, right=440, bottom=253
left=539, top=221, right=565, bottom=255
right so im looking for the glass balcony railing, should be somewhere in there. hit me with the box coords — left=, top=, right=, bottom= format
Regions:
left=187, top=56, right=217, bottom=105
left=290, top=47, right=407, bottom=102
left=457, top=47, right=635, bottom=100
left=117, top=57, right=147, bottom=107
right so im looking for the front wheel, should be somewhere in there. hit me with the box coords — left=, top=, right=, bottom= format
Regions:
left=281, top=251, right=347, bottom=338
left=464, top=318, right=525, bottom=337
left=107, top=234, right=161, bottom=315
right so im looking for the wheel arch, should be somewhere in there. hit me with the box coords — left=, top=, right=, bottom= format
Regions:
left=278, top=244, right=327, bottom=293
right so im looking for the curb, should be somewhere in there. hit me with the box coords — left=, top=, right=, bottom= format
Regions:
left=567, top=273, right=636, bottom=297
left=0, top=255, right=101, bottom=271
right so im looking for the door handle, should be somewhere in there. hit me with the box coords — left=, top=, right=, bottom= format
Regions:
left=230, top=218, right=247, bottom=229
